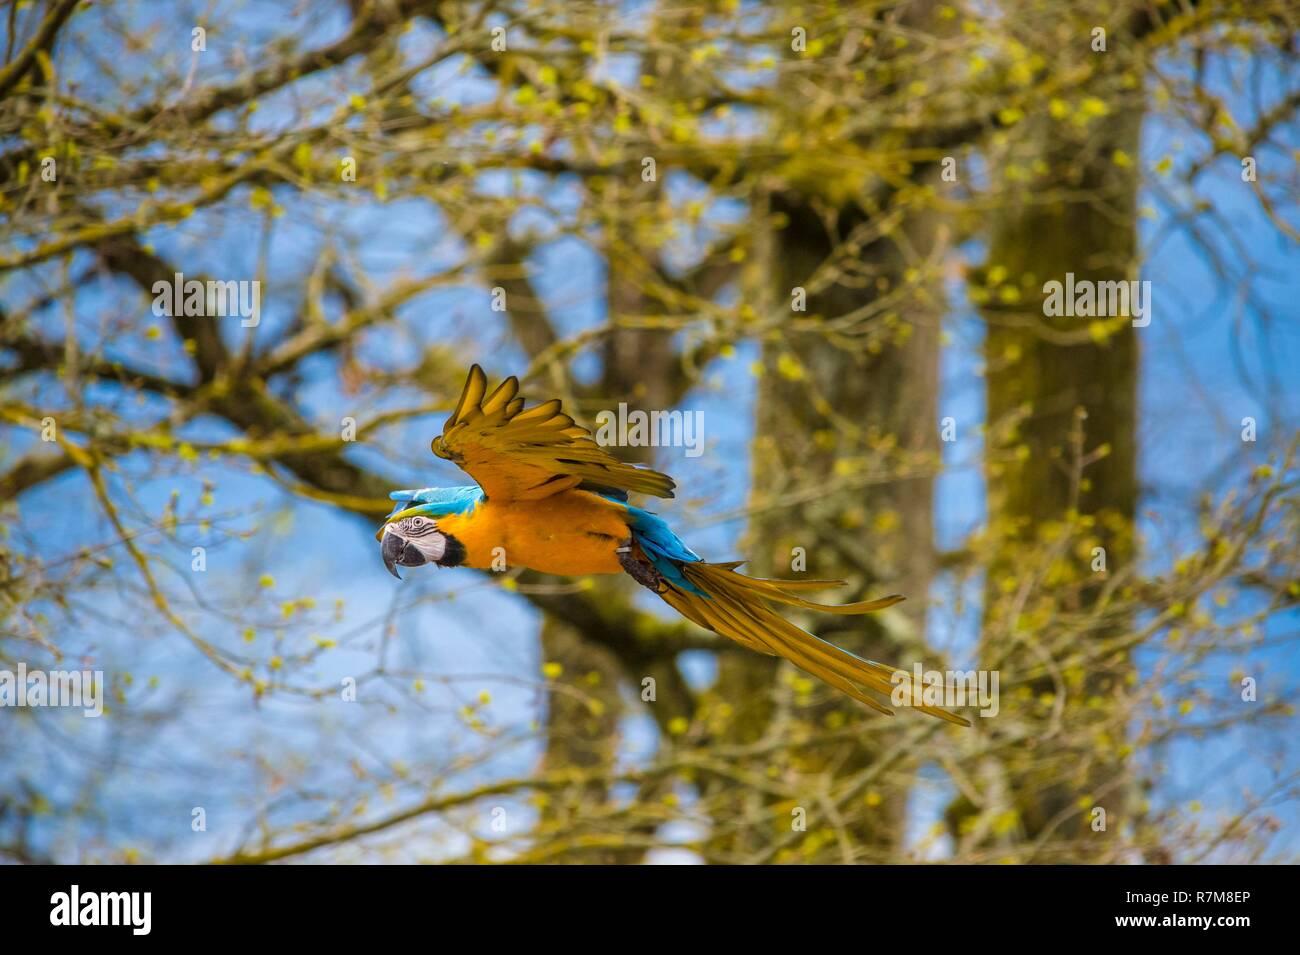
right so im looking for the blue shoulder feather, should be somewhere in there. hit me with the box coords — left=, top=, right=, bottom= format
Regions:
left=387, top=485, right=483, bottom=518
left=621, top=502, right=708, bottom=597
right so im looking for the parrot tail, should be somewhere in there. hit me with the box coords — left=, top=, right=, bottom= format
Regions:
left=630, top=550, right=970, bottom=726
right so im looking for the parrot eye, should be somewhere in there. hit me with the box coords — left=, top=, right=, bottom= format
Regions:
left=402, top=515, right=436, bottom=535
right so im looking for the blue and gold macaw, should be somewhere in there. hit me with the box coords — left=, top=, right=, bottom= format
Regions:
left=379, top=365, right=967, bottom=725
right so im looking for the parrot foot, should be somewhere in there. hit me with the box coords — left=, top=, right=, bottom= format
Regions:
left=617, top=541, right=665, bottom=593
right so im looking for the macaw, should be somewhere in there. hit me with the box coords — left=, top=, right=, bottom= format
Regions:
left=379, top=365, right=967, bottom=725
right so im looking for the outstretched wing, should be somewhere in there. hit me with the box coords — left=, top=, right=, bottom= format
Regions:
left=431, top=364, right=676, bottom=501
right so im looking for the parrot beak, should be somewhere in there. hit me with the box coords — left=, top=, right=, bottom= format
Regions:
left=381, top=527, right=429, bottom=579
left=382, top=530, right=406, bottom=579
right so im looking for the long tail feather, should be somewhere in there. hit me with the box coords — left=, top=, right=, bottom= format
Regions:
left=660, top=560, right=970, bottom=726
left=685, top=562, right=906, bottom=614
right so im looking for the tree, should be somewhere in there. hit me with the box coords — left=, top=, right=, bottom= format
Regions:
left=2, top=0, right=1298, bottom=864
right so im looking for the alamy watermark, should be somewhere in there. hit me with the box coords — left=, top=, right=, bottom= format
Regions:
left=891, top=664, right=999, bottom=717
left=50, top=885, right=150, bottom=935
left=594, top=403, right=704, bottom=458
left=0, top=663, right=103, bottom=718
left=152, top=272, right=261, bottom=327
left=1043, top=272, right=1151, bottom=328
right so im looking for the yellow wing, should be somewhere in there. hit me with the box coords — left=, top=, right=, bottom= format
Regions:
left=430, top=364, right=677, bottom=501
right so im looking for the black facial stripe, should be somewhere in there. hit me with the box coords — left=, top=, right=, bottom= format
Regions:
left=438, top=534, right=466, bottom=568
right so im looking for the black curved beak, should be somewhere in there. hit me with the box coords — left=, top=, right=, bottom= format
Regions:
left=382, top=531, right=406, bottom=579
left=382, top=530, right=428, bottom=579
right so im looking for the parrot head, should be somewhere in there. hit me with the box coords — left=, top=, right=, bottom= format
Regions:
left=379, top=512, right=465, bottom=579
left=377, top=486, right=480, bottom=579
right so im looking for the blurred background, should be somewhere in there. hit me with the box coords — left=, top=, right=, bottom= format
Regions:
left=1, top=0, right=1298, bottom=864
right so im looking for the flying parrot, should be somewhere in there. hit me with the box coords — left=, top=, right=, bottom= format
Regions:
left=379, top=365, right=968, bottom=725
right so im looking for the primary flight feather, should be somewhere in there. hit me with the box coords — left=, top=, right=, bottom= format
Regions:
left=379, top=365, right=969, bottom=726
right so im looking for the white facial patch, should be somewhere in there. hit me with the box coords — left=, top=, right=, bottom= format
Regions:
left=390, top=516, right=447, bottom=562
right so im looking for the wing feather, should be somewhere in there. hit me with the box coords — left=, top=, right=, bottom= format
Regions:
left=479, top=376, right=519, bottom=416
left=432, top=365, right=677, bottom=501
left=450, top=364, right=487, bottom=424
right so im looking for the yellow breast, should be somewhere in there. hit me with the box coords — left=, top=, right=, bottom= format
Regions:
left=437, top=490, right=630, bottom=576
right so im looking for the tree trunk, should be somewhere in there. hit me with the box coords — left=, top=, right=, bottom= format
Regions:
left=706, top=185, right=945, bottom=860
left=952, top=44, right=1143, bottom=861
